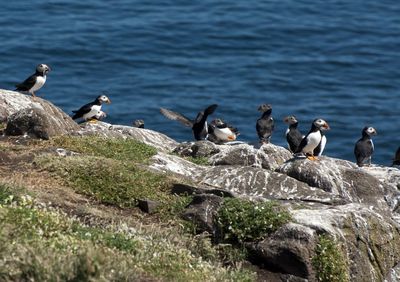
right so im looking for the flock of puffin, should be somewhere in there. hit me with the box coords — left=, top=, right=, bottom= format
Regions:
left=13, top=64, right=400, bottom=167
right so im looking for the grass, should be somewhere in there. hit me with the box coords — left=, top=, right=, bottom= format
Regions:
left=0, top=190, right=255, bottom=281
left=312, top=234, right=349, bottom=282
left=217, top=198, right=292, bottom=243
left=50, top=135, right=157, bottom=163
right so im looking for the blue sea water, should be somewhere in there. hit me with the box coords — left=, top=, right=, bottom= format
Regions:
left=1, top=0, right=399, bottom=165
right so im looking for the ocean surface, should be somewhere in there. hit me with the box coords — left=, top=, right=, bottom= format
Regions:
left=1, top=1, right=399, bottom=165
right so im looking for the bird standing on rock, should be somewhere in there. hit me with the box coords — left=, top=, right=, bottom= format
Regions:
left=133, top=119, right=145, bottom=128
left=72, top=94, right=111, bottom=122
left=256, top=104, right=274, bottom=144
left=160, top=104, right=217, bottom=140
left=296, top=118, right=330, bottom=160
left=354, top=126, right=377, bottom=167
left=15, top=64, right=51, bottom=97
left=283, top=115, right=303, bottom=153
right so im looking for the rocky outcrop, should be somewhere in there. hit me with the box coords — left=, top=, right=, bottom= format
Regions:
left=174, top=141, right=293, bottom=170
left=77, top=122, right=178, bottom=152
left=277, top=157, right=390, bottom=211
left=0, top=90, right=79, bottom=138
left=2, top=90, right=400, bottom=281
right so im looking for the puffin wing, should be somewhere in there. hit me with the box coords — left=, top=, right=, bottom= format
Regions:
left=160, top=108, right=193, bottom=127
left=256, top=118, right=273, bottom=139
left=193, top=104, right=218, bottom=124
left=72, top=102, right=94, bottom=120
left=354, top=139, right=373, bottom=163
left=295, top=134, right=309, bottom=153
left=15, top=74, right=36, bottom=91
left=204, top=104, right=218, bottom=116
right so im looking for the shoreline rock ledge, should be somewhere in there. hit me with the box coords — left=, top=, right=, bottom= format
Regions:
left=2, top=89, right=400, bottom=281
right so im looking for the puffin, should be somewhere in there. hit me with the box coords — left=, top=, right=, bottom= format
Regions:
left=208, top=118, right=239, bottom=143
left=72, top=94, right=111, bottom=121
left=393, top=147, right=400, bottom=166
left=256, top=104, right=274, bottom=144
left=296, top=118, right=330, bottom=160
left=354, top=126, right=377, bottom=167
left=160, top=104, right=217, bottom=140
left=133, top=119, right=145, bottom=128
left=15, top=64, right=51, bottom=97
left=283, top=115, right=303, bottom=153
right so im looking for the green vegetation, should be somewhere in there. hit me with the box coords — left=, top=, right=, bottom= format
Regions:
left=37, top=155, right=170, bottom=208
left=312, top=234, right=349, bottom=282
left=51, top=135, right=157, bottom=163
left=0, top=192, right=255, bottom=281
left=217, top=198, right=291, bottom=243
left=186, top=156, right=210, bottom=166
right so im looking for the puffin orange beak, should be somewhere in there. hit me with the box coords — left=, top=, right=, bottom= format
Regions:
left=323, top=122, right=330, bottom=130
left=106, top=98, right=111, bottom=104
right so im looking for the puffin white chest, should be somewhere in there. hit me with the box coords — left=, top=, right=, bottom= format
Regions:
left=214, top=127, right=236, bottom=141
left=83, top=104, right=102, bottom=120
left=30, top=75, right=46, bottom=93
left=302, top=131, right=322, bottom=154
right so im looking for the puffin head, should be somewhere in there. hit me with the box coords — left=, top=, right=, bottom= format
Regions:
left=96, top=94, right=112, bottom=104
left=211, top=118, right=225, bottom=127
left=283, top=115, right=298, bottom=125
left=363, top=126, right=377, bottom=136
left=133, top=119, right=145, bottom=128
left=313, top=118, right=330, bottom=130
left=258, top=104, right=272, bottom=113
left=36, top=64, right=51, bottom=75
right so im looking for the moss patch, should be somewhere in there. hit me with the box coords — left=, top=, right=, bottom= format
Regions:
left=312, top=234, right=349, bottom=282
left=217, top=198, right=291, bottom=243
left=36, top=155, right=173, bottom=208
left=51, top=135, right=157, bottom=163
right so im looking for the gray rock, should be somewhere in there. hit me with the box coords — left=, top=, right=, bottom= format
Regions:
left=5, top=107, right=79, bottom=139
left=137, top=199, right=161, bottom=214
left=182, top=194, right=224, bottom=236
left=173, top=141, right=220, bottom=157
left=76, top=121, right=178, bottom=152
left=149, top=152, right=203, bottom=178
left=278, top=156, right=388, bottom=210
left=209, top=143, right=293, bottom=171
left=171, top=183, right=235, bottom=198
left=246, top=223, right=317, bottom=280
left=199, top=165, right=343, bottom=205
left=293, top=204, right=400, bottom=282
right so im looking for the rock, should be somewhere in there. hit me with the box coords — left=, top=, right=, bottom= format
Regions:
left=277, top=156, right=388, bottom=210
left=173, top=141, right=220, bottom=157
left=171, top=183, right=235, bottom=198
left=5, top=107, right=79, bottom=139
left=149, top=152, right=203, bottom=178
left=199, top=165, right=344, bottom=205
left=209, top=143, right=292, bottom=171
left=182, top=194, right=224, bottom=236
left=174, top=142, right=293, bottom=171
left=137, top=199, right=161, bottom=214
left=293, top=204, right=400, bottom=282
left=246, top=223, right=317, bottom=280
left=77, top=121, right=178, bottom=152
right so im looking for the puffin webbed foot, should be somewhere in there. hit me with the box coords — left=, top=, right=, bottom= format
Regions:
left=307, top=155, right=318, bottom=161
left=87, top=119, right=98, bottom=124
